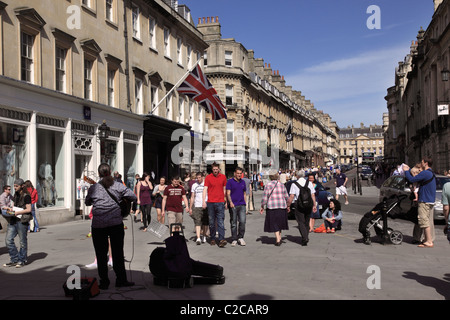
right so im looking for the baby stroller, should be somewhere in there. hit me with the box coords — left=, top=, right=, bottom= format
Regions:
left=358, top=195, right=407, bottom=245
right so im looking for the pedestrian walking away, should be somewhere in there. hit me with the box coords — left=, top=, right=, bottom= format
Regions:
left=260, top=171, right=289, bottom=246
left=287, top=170, right=317, bottom=246
left=226, top=167, right=247, bottom=246
left=252, top=171, right=259, bottom=193
left=203, top=163, right=228, bottom=248
left=85, top=163, right=137, bottom=290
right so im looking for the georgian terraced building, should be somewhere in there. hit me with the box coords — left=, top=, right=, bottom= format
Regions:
left=385, top=0, right=450, bottom=173
left=0, top=0, right=208, bottom=226
left=196, top=16, right=339, bottom=175
left=0, top=0, right=340, bottom=228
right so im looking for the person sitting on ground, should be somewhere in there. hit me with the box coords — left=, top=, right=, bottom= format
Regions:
left=321, top=199, right=342, bottom=233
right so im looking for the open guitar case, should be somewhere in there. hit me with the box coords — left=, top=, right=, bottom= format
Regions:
left=149, top=223, right=225, bottom=288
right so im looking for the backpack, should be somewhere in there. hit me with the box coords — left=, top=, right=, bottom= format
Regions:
left=294, top=181, right=313, bottom=210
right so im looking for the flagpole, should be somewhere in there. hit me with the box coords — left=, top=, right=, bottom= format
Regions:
left=150, top=58, right=202, bottom=115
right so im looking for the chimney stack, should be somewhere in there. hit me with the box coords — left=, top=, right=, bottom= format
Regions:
left=197, top=16, right=222, bottom=40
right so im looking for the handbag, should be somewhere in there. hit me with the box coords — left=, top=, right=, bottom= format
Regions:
left=20, top=213, right=33, bottom=224
left=99, top=182, right=131, bottom=218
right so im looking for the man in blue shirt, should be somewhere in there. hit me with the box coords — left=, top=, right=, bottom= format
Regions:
left=226, top=167, right=247, bottom=246
left=403, top=157, right=436, bottom=248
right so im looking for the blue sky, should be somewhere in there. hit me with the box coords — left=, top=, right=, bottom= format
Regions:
left=185, top=0, right=434, bottom=128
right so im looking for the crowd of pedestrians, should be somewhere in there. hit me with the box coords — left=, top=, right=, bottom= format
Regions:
left=2, top=158, right=449, bottom=291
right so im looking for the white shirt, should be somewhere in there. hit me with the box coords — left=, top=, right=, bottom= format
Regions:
left=191, top=182, right=207, bottom=207
left=289, top=178, right=315, bottom=202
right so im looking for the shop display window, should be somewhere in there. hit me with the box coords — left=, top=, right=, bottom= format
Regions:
left=37, top=128, right=65, bottom=207
left=0, top=123, right=28, bottom=196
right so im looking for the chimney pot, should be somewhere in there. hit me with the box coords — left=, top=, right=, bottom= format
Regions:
left=207, top=17, right=210, bottom=23
left=198, top=18, right=201, bottom=24
left=216, top=16, right=219, bottom=23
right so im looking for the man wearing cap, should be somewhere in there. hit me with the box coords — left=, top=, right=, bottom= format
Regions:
left=3, top=178, right=32, bottom=268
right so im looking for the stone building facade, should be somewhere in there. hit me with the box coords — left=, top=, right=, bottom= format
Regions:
left=0, top=0, right=207, bottom=225
left=385, top=0, right=450, bottom=173
left=196, top=16, right=339, bottom=176
left=339, top=123, right=385, bottom=165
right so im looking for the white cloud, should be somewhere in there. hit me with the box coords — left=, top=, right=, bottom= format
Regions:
left=285, top=45, right=409, bottom=126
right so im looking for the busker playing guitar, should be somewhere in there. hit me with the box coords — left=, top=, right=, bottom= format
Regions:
left=85, top=163, right=137, bottom=290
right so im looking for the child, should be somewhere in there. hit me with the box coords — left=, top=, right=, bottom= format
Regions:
left=410, top=164, right=422, bottom=202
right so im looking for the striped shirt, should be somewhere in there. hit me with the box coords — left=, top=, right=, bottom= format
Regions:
left=261, top=180, right=288, bottom=209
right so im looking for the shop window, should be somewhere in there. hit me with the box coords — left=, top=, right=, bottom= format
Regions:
left=124, top=143, right=137, bottom=190
left=36, top=129, right=65, bottom=207
left=0, top=123, right=28, bottom=196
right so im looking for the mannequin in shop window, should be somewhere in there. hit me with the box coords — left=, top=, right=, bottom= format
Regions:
left=126, top=166, right=135, bottom=190
left=38, top=162, right=57, bottom=207
left=3, top=145, right=16, bottom=192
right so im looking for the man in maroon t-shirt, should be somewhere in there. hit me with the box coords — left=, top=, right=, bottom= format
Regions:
left=202, top=163, right=227, bottom=247
left=162, top=176, right=189, bottom=226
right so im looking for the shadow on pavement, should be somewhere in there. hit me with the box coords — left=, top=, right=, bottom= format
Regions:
left=402, top=272, right=450, bottom=300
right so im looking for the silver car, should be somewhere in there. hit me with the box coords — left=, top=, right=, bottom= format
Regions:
left=379, top=174, right=450, bottom=221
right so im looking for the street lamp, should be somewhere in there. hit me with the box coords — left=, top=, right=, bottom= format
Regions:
left=351, top=141, right=362, bottom=195
left=441, top=68, right=449, bottom=82
left=98, top=120, right=110, bottom=140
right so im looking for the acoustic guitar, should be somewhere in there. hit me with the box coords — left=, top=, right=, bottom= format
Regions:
left=83, top=176, right=131, bottom=218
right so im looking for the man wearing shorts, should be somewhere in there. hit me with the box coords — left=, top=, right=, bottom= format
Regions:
left=189, top=172, right=209, bottom=245
left=404, top=157, right=436, bottom=248
left=334, top=168, right=349, bottom=205
left=162, top=176, right=189, bottom=227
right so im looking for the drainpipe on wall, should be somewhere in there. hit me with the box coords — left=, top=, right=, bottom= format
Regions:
left=123, top=0, right=131, bottom=111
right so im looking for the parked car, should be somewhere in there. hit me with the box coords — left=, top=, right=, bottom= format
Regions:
left=379, top=174, right=450, bottom=221
left=360, top=168, right=373, bottom=180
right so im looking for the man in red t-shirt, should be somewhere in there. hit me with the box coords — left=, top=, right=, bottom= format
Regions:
left=162, top=176, right=189, bottom=226
left=202, top=163, right=227, bottom=247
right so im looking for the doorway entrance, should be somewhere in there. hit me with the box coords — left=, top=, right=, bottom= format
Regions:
left=75, top=154, right=92, bottom=217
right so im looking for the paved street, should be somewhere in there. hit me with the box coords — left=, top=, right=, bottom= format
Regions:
left=1, top=175, right=450, bottom=301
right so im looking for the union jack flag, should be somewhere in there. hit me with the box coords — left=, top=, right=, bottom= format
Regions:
left=177, top=64, right=227, bottom=120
